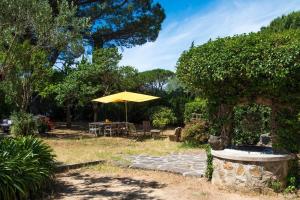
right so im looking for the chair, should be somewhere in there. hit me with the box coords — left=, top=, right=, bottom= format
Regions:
left=169, top=127, right=182, bottom=142
left=142, top=121, right=151, bottom=134
left=127, top=123, right=137, bottom=135
left=89, top=123, right=101, bottom=136
left=104, top=123, right=118, bottom=136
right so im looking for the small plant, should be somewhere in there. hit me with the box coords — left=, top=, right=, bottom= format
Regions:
left=284, top=176, right=297, bottom=194
left=205, top=145, right=213, bottom=180
left=181, top=120, right=209, bottom=145
left=150, top=106, right=177, bottom=129
left=269, top=179, right=282, bottom=193
left=10, top=112, right=37, bottom=136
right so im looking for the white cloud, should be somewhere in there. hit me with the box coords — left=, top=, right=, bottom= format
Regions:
left=119, top=0, right=300, bottom=71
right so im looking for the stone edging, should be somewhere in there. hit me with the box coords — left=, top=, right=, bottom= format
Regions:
left=55, top=160, right=105, bottom=173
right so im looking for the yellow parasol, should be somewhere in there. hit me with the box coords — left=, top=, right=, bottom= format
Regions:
left=92, top=91, right=159, bottom=123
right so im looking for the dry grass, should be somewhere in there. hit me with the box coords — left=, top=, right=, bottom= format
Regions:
left=53, top=164, right=293, bottom=200
left=44, top=129, right=202, bottom=164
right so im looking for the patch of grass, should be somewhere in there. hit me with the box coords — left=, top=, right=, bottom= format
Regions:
left=180, top=141, right=209, bottom=149
left=44, top=134, right=202, bottom=164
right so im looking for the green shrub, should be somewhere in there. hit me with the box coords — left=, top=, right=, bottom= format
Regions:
left=233, top=104, right=271, bottom=145
left=10, top=112, right=37, bottom=136
left=0, top=136, right=55, bottom=200
left=184, top=98, right=208, bottom=123
left=205, top=145, right=213, bottom=180
left=181, top=120, right=209, bottom=145
left=36, top=118, right=49, bottom=134
left=150, top=106, right=177, bottom=129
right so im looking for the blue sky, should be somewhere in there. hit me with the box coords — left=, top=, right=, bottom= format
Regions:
left=119, top=0, right=300, bottom=71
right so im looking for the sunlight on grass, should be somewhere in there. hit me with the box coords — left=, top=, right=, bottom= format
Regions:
left=45, top=137, right=203, bottom=164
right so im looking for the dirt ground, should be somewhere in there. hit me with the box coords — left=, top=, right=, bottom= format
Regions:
left=51, top=165, right=298, bottom=200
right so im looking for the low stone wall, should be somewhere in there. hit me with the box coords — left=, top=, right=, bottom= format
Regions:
left=212, top=157, right=289, bottom=193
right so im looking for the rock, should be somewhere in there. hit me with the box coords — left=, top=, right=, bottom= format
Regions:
left=223, top=161, right=233, bottom=170
left=236, top=165, right=245, bottom=176
left=259, top=134, right=271, bottom=145
left=208, top=135, right=225, bottom=150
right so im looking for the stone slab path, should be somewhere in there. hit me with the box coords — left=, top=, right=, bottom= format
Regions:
left=128, top=152, right=207, bottom=177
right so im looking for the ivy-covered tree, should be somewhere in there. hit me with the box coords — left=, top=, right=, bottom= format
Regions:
left=177, top=29, right=300, bottom=152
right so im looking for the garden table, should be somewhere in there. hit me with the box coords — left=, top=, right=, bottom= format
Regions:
left=89, top=122, right=134, bottom=136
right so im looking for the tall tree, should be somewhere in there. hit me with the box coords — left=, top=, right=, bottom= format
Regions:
left=53, top=48, right=121, bottom=127
left=138, top=69, right=174, bottom=93
left=48, top=0, right=165, bottom=63
left=0, top=0, right=88, bottom=75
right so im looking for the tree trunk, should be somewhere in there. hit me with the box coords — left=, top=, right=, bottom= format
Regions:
left=270, top=103, right=281, bottom=152
left=93, top=103, right=98, bottom=122
left=218, top=104, right=234, bottom=148
left=66, top=103, right=72, bottom=129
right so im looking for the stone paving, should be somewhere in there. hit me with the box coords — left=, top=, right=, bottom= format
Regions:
left=128, top=152, right=207, bottom=177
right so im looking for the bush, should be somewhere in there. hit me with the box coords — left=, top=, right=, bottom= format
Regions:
left=150, top=106, right=177, bottom=129
left=233, top=104, right=271, bottom=145
left=184, top=98, right=208, bottom=123
left=10, top=112, right=37, bottom=136
left=181, top=120, right=209, bottom=145
left=0, top=136, right=55, bottom=200
left=36, top=117, right=49, bottom=134
left=205, top=145, right=213, bottom=180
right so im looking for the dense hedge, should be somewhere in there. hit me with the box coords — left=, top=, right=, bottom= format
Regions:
left=0, top=136, right=55, bottom=200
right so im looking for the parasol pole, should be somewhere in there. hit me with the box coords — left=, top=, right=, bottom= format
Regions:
left=125, top=101, right=128, bottom=129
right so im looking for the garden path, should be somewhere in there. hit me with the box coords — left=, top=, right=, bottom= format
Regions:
left=128, top=152, right=207, bottom=177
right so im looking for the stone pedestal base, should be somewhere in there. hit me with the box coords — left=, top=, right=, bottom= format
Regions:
left=211, top=149, right=292, bottom=193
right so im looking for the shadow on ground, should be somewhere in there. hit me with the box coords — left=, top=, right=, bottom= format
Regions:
left=52, top=172, right=166, bottom=200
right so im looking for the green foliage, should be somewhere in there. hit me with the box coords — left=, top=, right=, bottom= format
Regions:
left=10, top=112, right=37, bottom=136
left=275, top=109, right=300, bottom=153
left=150, top=106, right=177, bottom=129
left=181, top=120, right=209, bottom=145
left=184, top=98, right=208, bottom=123
left=262, top=11, right=300, bottom=33
left=269, top=179, right=282, bottom=193
left=0, top=0, right=88, bottom=67
left=53, top=48, right=121, bottom=106
left=176, top=18, right=300, bottom=151
left=284, top=176, right=297, bottom=194
left=67, top=0, right=165, bottom=49
left=233, top=104, right=271, bottom=145
left=1, top=42, right=52, bottom=111
left=0, top=136, right=55, bottom=200
left=205, top=145, right=213, bottom=180
left=177, top=30, right=300, bottom=102
left=36, top=118, right=49, bottom=134
left=138, top=69, right=174, bottom=93
left=0, top=0, right=88, bottom=111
